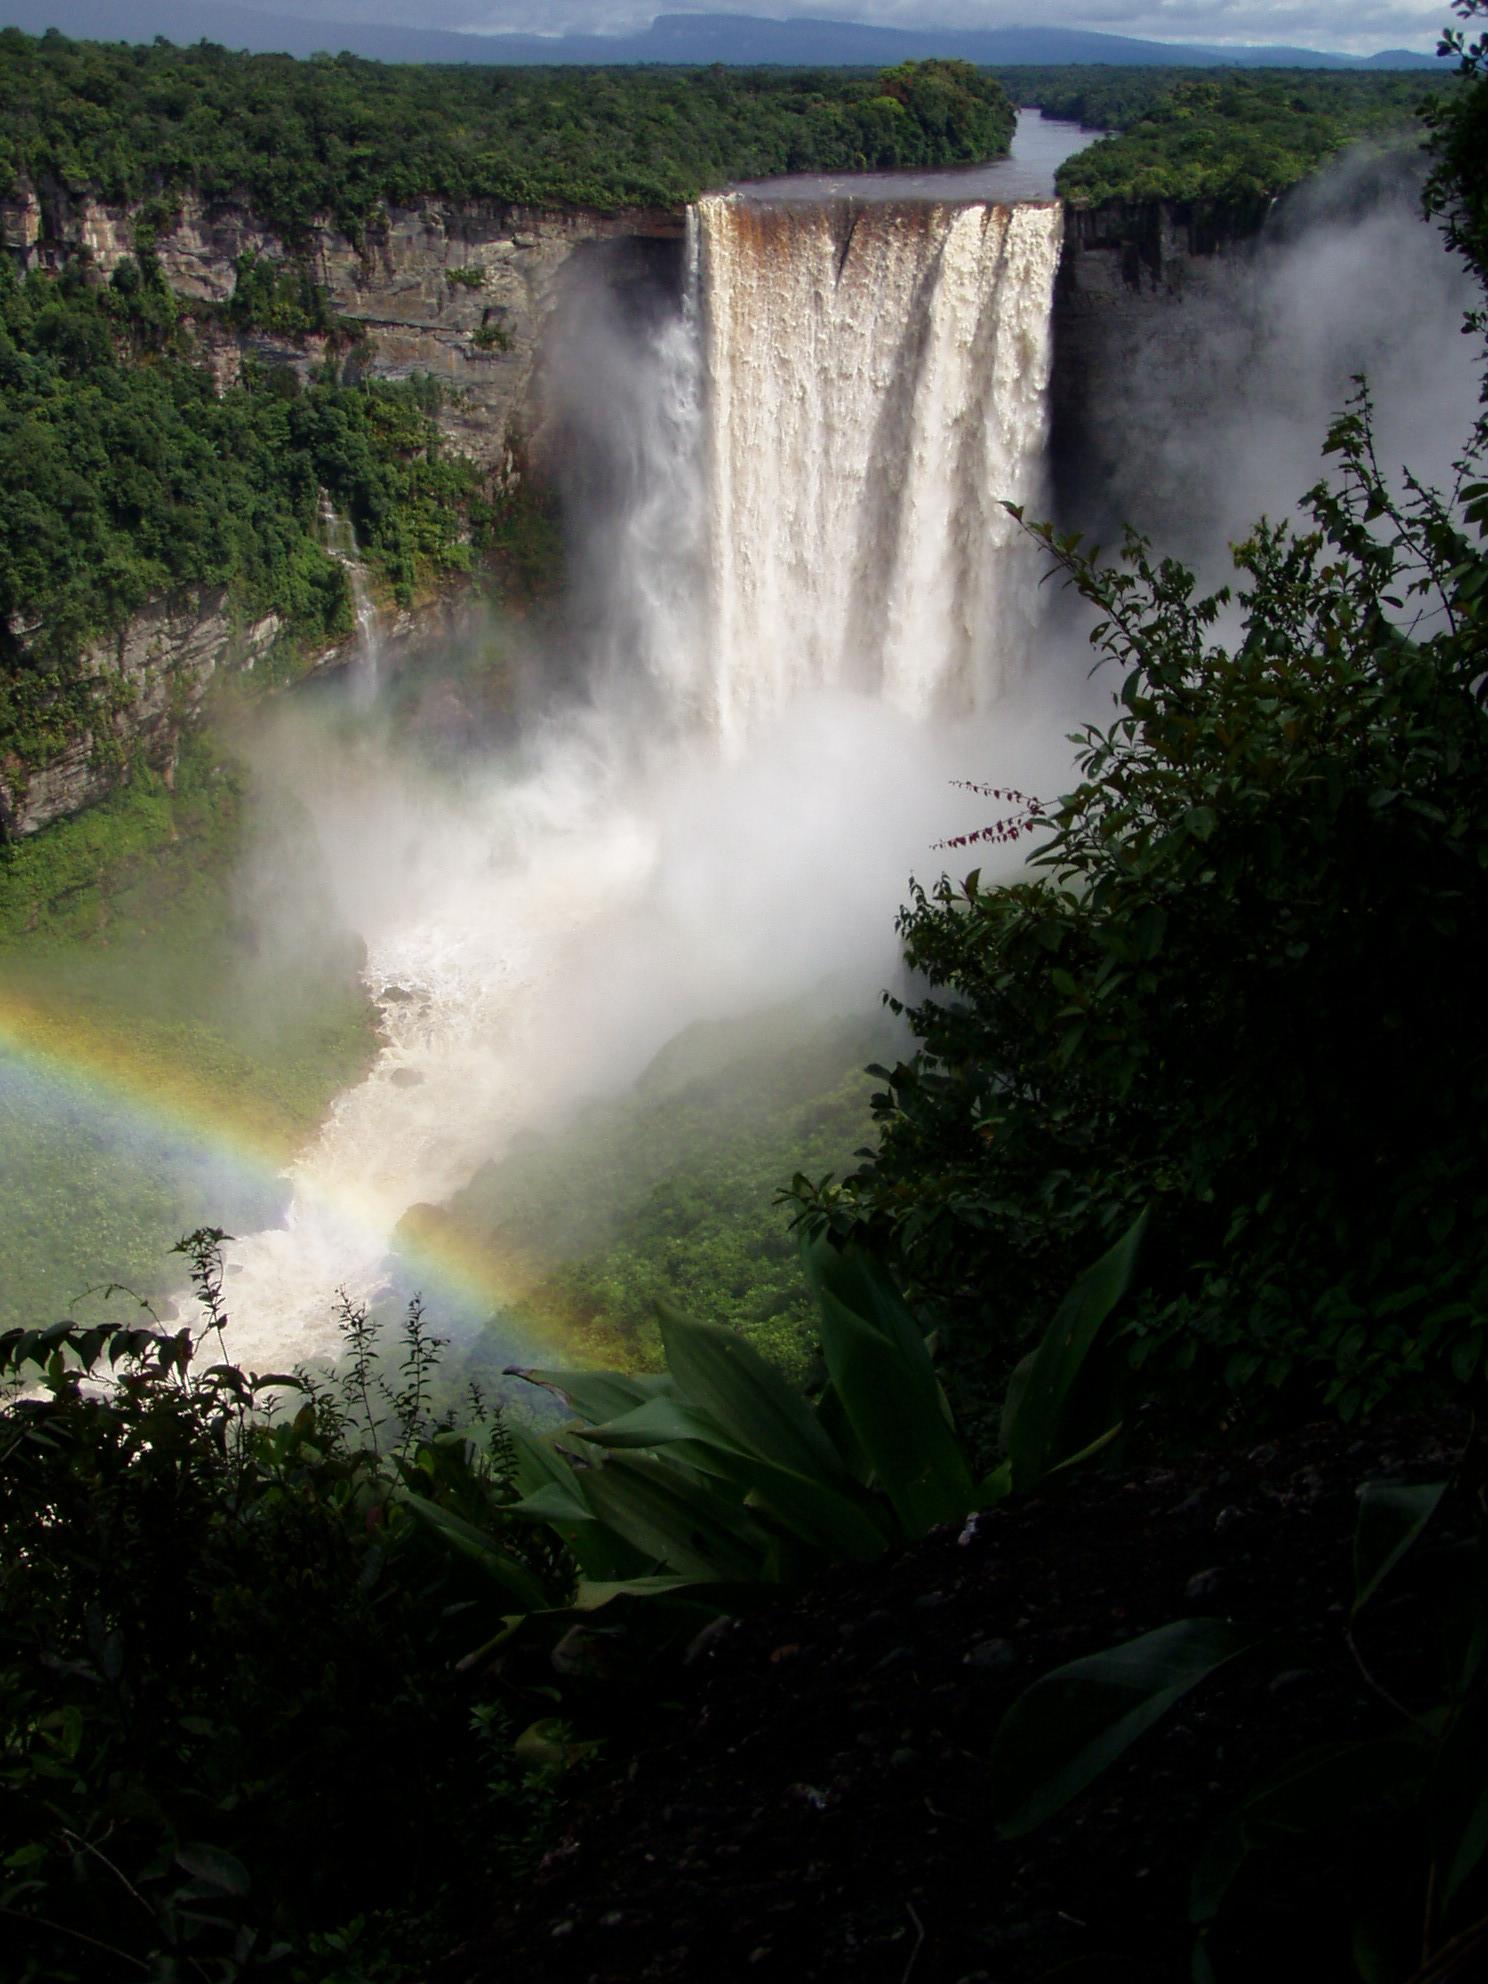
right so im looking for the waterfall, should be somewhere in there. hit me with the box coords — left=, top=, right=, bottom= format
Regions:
left=694, top=198, right=1063, bottom=742
left=319, top=497, right=383, bottom=702
left=215, top=183, right=1067, bottom=1371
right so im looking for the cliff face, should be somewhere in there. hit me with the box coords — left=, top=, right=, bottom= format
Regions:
left=0, top=185, right=682, bottom=834
left=3, top=182, right=683, bottom=473
left=1050, top=198, right=1267, bottom=529
left=2, top=581, right=485, bottom=838
left=4, top=591, right=282, bottom=837
left=1, top=178, right=1261, bottom=837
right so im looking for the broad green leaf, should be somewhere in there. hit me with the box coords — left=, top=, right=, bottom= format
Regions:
left=175, top=1844, right=251, bottom=1897
left=505, top=1465, right=651, bottom=1583
left=1352, top=1479, right=1446, bottom=1616
left=992, top=1617, right=1249, bottom=1838
left=571, top=1575, right=761, bottom=1609
left=1004, top=1211, right=1146, bottom=1490
left=998, top=1348, right=1037, bottom=1458
left=398, top=1488, right=550, bottom=1611
left=804, top=1234, right=928, bottom=1371
left=655, top=1303, right=847, bottom=1483
left=509, top=1482, right=598, bottom=1526
left=506, top=1420, right=588, bottom=1503
left=805, top=1230, right=975, bottom=1533
left=709, top=1447, right=888, bottom=1560
left=817, top=1287, right=974, bottom=1537
left=507, top=1366, right=673, bottom=1426
left=1045, top=1421, right=1124, bottom=1478
left=567, top=1395, right=729, bottom=1452
left=1432, top=1693, right=1488, bottom=1908
left=576, top=1453, right=768, bottom=1582
left=815, top=1379, right=871, bottom=1482
left=574, top=1396, right=889, bottom=1561
left=1192, top=1735, right=1429, bottom=1924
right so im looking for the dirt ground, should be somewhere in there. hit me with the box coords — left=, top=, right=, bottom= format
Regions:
left=450, top=1411, right=1469, bottom=1984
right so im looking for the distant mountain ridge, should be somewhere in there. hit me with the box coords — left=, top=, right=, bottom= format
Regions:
left=0, top=2, right=1444, bottom=69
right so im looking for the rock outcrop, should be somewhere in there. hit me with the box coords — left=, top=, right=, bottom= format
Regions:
left=1050, top=198, right=1267, bottom=529
left=3, top=182, right=684, bottom=473
left=2, top=589, right=282, bottom=836
left=0, top=184, right=683, bottom=833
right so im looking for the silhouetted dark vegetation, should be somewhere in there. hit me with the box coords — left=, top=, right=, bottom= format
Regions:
left=0, top=1242, right=568, bottom=1983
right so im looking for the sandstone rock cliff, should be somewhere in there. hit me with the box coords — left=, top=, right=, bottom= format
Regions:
left=3, top=181, right=683, bottom=472
left=0, top=184, right=682, bottom=832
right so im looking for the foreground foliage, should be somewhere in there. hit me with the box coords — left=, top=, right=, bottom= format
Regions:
left=991, top=1438, right=1488, bottom=1981
left=794, top=388, right=1488, bottom=1424
left=0, top=1218, right=1135, bottom=1977
left=0, top=1245, right=567, bottom=1983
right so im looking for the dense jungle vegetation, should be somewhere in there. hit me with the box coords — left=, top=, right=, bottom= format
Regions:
left=0, top=251, right=489, bottom=789
left=0, top=32, right=1016, bottom=233
left=4, top=9, right=1488, bottom=1980
left=1003, top=66, right=1443, bottom=204
left=425, top=1004, right=900, bottom=1383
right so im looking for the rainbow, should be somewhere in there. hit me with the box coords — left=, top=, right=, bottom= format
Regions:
left=0, top=984, right=588, bottom=1369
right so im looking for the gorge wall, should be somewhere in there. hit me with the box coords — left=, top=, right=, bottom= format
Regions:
left=1050, top=197, right=1264, bottom=529
left=1, top=180, right=684, bottom=472
left=0, top=184, right=684, bottom=833
left=0, top=175, right=1258, bottom=836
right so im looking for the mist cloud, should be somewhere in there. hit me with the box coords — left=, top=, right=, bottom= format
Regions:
left=1075, top=151, right=1481, bottom=580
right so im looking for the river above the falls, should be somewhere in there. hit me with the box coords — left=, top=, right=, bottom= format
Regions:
left=728, top=108, right=1095, bottom=206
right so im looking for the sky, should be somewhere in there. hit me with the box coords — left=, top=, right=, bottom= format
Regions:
left=268, top=0, right=1449, bottom=58
left=214, top=0, right=1452, bottom=59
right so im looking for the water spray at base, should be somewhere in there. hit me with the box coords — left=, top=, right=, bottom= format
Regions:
left=213, top=189, right=1070, bottom=1372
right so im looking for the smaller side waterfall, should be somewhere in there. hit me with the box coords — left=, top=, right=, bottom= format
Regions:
left=319, top=497, right=383, bottom=703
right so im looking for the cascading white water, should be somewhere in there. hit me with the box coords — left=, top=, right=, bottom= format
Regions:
left=696, top=198, right=1063, bottom=741
left=215, top=184, right=1067, bottom=1371
left=320, top=497, right=383, bottom=702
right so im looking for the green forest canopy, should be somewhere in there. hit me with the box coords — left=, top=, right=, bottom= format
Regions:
left=0, top=253, right=490, bottom=786
left=0, top=32, right=1016, bottom=234
left=1008, top=67, right=1444, bottom=204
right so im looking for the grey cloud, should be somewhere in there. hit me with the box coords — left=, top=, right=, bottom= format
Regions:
left=452, top=0, right=1445, bottom=56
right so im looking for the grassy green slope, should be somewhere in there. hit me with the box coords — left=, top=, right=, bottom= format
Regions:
left=425, top=1003, right=901, bottom=1380
left=0, top=739, right=377, bottom=1326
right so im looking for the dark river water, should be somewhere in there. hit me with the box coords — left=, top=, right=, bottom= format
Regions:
left=728, top=108, right=1097, bottom=205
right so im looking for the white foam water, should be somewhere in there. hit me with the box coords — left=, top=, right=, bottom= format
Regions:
left=215, top=185, right=1065, bottom=1371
